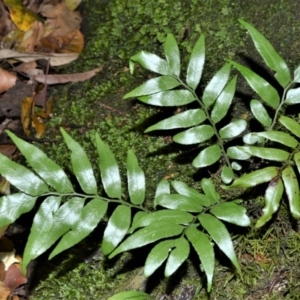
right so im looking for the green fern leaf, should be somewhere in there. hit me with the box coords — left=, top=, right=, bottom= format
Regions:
left=192, top=145, right=222, bottom=168
left=7, top=131, right=73, bottom=193
left=96, top=134, right=122, bottom=199
left=219, top=119, right=247, bottom=139
left=60, top=128, right=97, bottom=194
left=164, top=33, right=181, bottom=76
left=173, top=124, right=214, bottom=144
left=102, top=205, right=131, bottom=255
left=250, top=100, right=272, bottom=127
left=279, top=115, right=300, bottom=139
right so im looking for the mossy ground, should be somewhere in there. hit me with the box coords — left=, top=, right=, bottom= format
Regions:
left=29, top=0, right=300, bottom=299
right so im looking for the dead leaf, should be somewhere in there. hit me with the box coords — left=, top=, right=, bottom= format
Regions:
left=65, top=0, right=81, bottom=11
left=0, top=282, right=10, bottom=300
left=21, top=96, right=34, bottom=136
left=32, top=114, right=45, bottom=138
left=3, top=0, right=41, bottom=32
left=39, top=0, right=81, bottom=36
left=33, top=66, right=103, bottom=84
left=0, top=0, right=14, bottom=41
left=0, top=68, right=17, bottom=94
left=37, top=28, right=84, bottom=53
left=3, top=263, right=27, bottom=290
left=18, top=20, right=44, bottom=52
left=0, top=49, right=79, bottom=66
left=13, top=61, right=37, bottom=73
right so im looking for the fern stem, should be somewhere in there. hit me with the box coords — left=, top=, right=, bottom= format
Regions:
left=270, top=81, right=295, bottom=130
left=41, top=192, right=149, bottom=211
left=175, top=76, right=232, bottom=169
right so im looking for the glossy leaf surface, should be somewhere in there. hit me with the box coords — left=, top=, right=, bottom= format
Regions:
left=225, top=167, right=279, bottom=189
left=0, top=153, right=48, bottom=196
left=199, top=214, right=240, bottom=271
left=255, top=178, right=283, bottom=228
left=279, top=116, right=300, bottom=139
left=236, top=146, right=289, bottom=161
left=102, top=205, right=131, bottom=255
left=211, top=76, right=237, bottom=123
left=127, top=150, right=145, bottom=205
left=156, top=194, right=203, bottom=212
left=186, top=35, right=205, bottom=90
left=185, top=227, right=214, bottom=292
left=239, top=19, right=291, bottom=87
left=0, top=193, right=36, bottom=227
left=230, top=61, right=280, bottom=108
left=144, top=240, right=174, bottom=277
left=282, top=166, right=300, bottom=219
left=123, top=76, right=180, bottom=99
left=220, top=166, right=234, bottom=184
left=202, top=63, right=231, bottom=108
left=61, top=128, right=97, bottom=195
left=7, top=131, right=73, bottom=193
left=210, top=202, right=250, bottom=226
left=96, top=134, right=122, bottom=199
left=165, top=238, right=190, bottom=276
left=171, top=180, right=211, bottom=206
left=173, top=125, right=214, bottom=145
left=23, top=196, right=62, bottom=272
left=250, top=99, right=272, bottom=127
left=50, top=198, right=108, bottom=259
left=227, top=146, right=251, bottom=160
left=192, top=144, right=222, bottom=168
left=145, top=109, right=206, bottom=132
left=139, top=90, right=195, bottom=106
left=201, top=178, right=219, bottom=204
left=219, top=119, right=247, bottom=139
left=154, top=179, right=170, bottom=208
left=129, top=210, right=193, bottom=233
left=285, top=87, right=300, bottom=104
left=109, top=222, right=184, bottom=258
left=255, top=131, right=298, bottom=148
left=164, top=33, right=181, bottom=76
left=108, top=291, right=154, bottom=300
left=130, top=51, right=170, bottom=75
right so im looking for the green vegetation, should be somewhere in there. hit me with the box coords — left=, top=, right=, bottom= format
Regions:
left=1, top=18, right=300, bottom=299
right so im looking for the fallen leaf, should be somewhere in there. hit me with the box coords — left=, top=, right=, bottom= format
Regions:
left=0, top=282, right=10, bottom=300
left=39, top=0, right=82, bottom=37
left=33, top=66, right=103, bottom=84
left=0, top=0, right=14, bottom=41
left=3, top=263, right=27, bottom=290
left=32, top=114, right=45, bottom=138
left=21, top=96, right=34, bottom=136
left=65, top=0, right=81, bottom=11
left=0, top=80, right=34, bottom=118
left=18, top=20, right=44, bottom=52
left=0, top=68, right=17, bottom=93
left=0, top=251, right=18, bottom=271
left=13, top=61, right=37, bottom=73
left=0, top=49, right=79, bottom=66
left=37, top=28, right=84, bottom=53
left=3, top=0, right=41, bottom=32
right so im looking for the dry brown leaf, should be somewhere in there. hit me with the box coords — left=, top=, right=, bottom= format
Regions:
left=21, top=96, right=34, bottom=136
left=37, top=28, right=84, bottom=53
left=0, top=282, right=10, bottom=300
left=35, top=96, right=54, bottom=118
left=39, top=0, right=81, bottom=36
left=0, top=68, right=17, bottom=94
left=0, top=0, right=14, bottom=41
left=32, top=114, right=45, bottom=138
left=0, top=49, right=79, bottom=66
left=3, top=263, right=27, bottom=290
left=33, top=66, right=103, bottom=84
left=3, top=0, right=41, bottom=32
left=18, top=20, right=44, bottom=52
left=65, top=0, right=81, bottom=11
left=13, top=61, right=37, bottom=73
